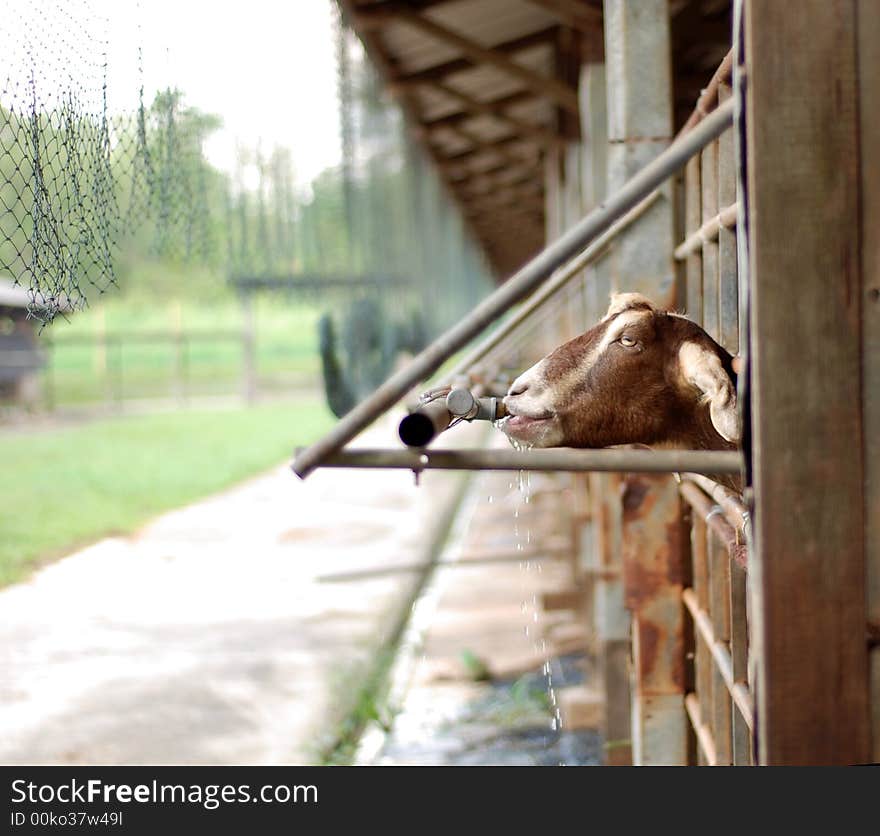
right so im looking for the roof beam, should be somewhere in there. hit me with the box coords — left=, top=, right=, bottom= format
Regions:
left=392, top=28, right=558, bottom=86
left=456, top=165, right=542, bottom=197
left=421, top=81, right=565, bottom=148
left=421, top=90, right=537, bottom=129
left=356, top=7, right=580, bottom=113
left=523, top=0, right=603, bottom=35
left=439, top=132, right=541, bottom=166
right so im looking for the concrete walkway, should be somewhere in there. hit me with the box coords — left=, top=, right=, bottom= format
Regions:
left=0, top=418, right=475, bottom=765
left=362, top=464, right=601, bottom=766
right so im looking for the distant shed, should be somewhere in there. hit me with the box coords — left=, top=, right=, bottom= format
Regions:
left=0, top=279, right=46, bottom=404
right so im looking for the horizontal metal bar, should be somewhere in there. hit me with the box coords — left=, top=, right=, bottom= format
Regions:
left=685, top=693, right=718, bottom=765
left=682, top=587, right=754, bottom=730
left=291, top=99, right=735, bottom=479
left=304, top=447, right=743, bottom=475
left=445, top=190, right=664, bottom=381
left=673, top=202, right=739, bottom=260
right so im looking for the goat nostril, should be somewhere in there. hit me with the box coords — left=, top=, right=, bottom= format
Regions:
left=507, top=381, right=528, bottom=397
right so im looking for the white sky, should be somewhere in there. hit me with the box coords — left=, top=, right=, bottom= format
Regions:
left=18, top=0, right=345, bottom=186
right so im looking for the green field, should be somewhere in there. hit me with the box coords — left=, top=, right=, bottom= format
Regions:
left=41, top=298, right=324, bottom=407
left=0, top=398, right=334, bottom=586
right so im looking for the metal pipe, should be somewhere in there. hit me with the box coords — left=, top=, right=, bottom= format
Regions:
left=444, top=190, right=664, bottom=382
left=685, top=693, right=718, bottom=765
left=681, top=473, right=749, bottom=532
left=679, top=480, right=747, bottom=569
left=673, top=202, right=739, bottom=261
left=678, top=47, right=734, bottom=137
left=292, top=99, right=734, bottom=479
left=398, top=384, right=506, bottom=447
left=682, top=588, right=755, bottom=730
left=398, top=399, right=454, bottom=448
left=305, top=447, right=743, bottom=476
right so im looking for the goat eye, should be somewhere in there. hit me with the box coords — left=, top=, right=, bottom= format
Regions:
left=619, top=335, right=637, bottom=347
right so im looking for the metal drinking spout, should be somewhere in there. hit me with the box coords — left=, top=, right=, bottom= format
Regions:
left=398, top=386, right=507, bottom=448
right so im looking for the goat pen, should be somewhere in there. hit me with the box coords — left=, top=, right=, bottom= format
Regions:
left=296, top=0, right=878, bottom=766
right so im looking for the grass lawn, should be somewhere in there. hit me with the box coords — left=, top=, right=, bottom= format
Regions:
left=0, top=398, right=334, bottom=586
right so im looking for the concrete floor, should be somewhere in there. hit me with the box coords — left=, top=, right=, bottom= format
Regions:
left=364, top=466, right=600, bottom=766
left=0, top=418, right=475, bottom=765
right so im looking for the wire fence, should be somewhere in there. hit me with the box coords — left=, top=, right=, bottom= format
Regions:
left=1, top=0, right=494, bottom=423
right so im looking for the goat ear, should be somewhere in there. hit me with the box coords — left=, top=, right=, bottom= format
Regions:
left=678, top=342, right=740, bottom=443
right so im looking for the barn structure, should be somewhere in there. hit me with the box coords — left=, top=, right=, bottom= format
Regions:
left=0, top=279, right=48, bottom=405
left=297, top=0, right=879, bottom=765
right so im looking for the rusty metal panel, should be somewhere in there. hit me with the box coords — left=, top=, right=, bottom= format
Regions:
left=622, top=474, right=688, bottom=765
left=590, top=471, right=631, bottom=765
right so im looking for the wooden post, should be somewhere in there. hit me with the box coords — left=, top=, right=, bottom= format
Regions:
left=716, top=82, right=739, bottom=354
left=600, top=0, right=676, bottom=765
left=744, top=0, right=871, bottom=764
left=684, top=156, right=703, bottom=323
left=700, top=138, right=720, bottom=340
left=857, top=0, right=880, bottom=762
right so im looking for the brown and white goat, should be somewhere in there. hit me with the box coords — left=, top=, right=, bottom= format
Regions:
left=501, top=293, right=739, bottom=452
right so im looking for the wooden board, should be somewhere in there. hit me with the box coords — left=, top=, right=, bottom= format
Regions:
left=744, top=0, right=870, bottom=764
left=857, top=0, right=880, bottom=761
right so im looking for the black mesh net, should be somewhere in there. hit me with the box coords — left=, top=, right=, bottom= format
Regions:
left=1, top=0, right=492, bottom=421
left=316, top=10, right=492, bottom=416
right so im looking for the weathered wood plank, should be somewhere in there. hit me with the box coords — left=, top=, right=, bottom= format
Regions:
left=729, top=557, right=751, bottom=764
left=691, top=515, right=711, bottom=765
left=709, top=535, right=732, bottom=764
left=701, top=140, right=720, bottom=340
left=745, top=0, right=870, bottom=764
left=717, top=82, right=739, bottom=353
left=684, top=156, right=703, bottom=323
left=857, top=0, right=880, bottom=761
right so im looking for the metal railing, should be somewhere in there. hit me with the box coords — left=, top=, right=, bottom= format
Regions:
left=291, top=98, right=735, bottom=479
left=292, top=44, right=752, bottom=767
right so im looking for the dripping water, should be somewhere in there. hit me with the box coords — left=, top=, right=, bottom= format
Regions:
left=509, top=446, right=565, bottom=756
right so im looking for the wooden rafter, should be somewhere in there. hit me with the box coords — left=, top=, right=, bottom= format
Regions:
left=439, top=132, right=540, bottom=166
left=457, top=166, right=542, bottom=197
left=447, top=124, right=537, bottom=173
left=355, top=6, right=580, bottom=113
left=392, top=28, right=558, bottom=86
left=421, top=81, right=564, bottom=149
left=421, top=89, right=537, bottom=129
left=462, top=179, right=544, bottom=207
left=523, top=0, right=603, bottom=35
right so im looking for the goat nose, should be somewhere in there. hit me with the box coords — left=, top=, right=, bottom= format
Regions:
left=507, top=380, right=528, bottom=397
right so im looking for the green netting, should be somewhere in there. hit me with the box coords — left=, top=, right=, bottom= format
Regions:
left=1, top=0, right=493, bottom=416
left=316, top=10, right=493, bottom=416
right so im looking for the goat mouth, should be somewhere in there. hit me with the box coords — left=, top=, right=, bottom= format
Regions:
left=501, top=410, right=556, bottom=438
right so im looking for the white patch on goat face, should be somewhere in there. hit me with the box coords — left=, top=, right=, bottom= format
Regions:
left=501, top=309, right=651, bottom=446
